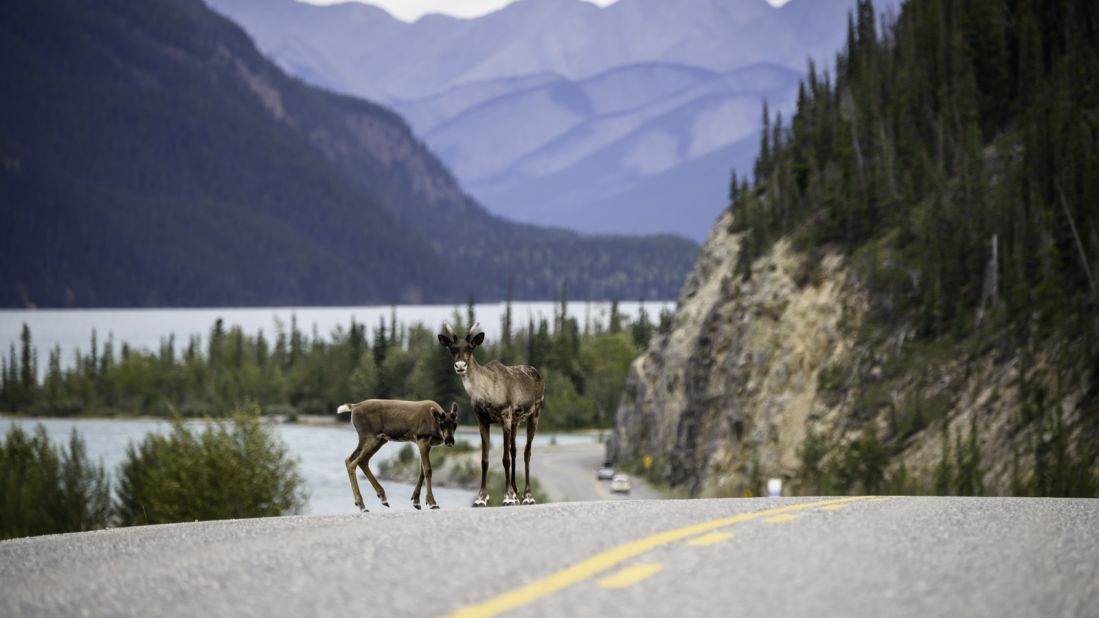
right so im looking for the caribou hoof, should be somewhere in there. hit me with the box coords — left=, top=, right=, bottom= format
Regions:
left=357, top=505, right=368, bottom=513
left=430, top=504, right=440, bottom=510
left=502, top=496, right=519, bottom=506
left=381, top=501, right=390, bottom=508
left=412, top=502, right=421, bottom=510
left=522, top=496, right=537, bottom=505
left=472, top=495, right=489, bottom=507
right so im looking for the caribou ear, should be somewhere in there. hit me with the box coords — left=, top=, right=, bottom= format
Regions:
left=450, top=402, right=460, bottom=417
left=438, top=334, right=453, bottom=347
left=470, top=332, right=485, bottom=347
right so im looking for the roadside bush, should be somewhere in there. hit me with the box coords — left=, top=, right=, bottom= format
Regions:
left=796, top=428, right=836, bottom=495
left=0, top=425, right=111, bottom=539
left=797, top=428, right=887, bottom=495
left=835, top=432, right=887, bottom=494
left=115, top=411, right=305, bottom=525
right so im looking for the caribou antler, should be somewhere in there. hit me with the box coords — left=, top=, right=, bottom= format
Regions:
left=467, top=321, right=482, bottom=339
left=443, top=322, right=457, bottom=339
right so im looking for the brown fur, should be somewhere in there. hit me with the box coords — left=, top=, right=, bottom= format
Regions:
left=439, top=324, right=545, bottom=506
left=342, top=399, right=458, bottom=511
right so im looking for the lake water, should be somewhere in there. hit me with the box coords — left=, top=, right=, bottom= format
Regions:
left=0, top=416, right=602, bottom=515
left=0, top=303, right=628, bottom=512
left=0, top=301, right=672, bottom=373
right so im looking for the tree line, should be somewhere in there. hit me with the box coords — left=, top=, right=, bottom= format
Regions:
left=0, top=291, right=670, bottom=431
left=734, top=0, right=1097, bottom=342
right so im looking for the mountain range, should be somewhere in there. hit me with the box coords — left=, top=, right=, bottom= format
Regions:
left=0, top=0, right=696, bottom=307
left=208, top=0, right=903, bottom=240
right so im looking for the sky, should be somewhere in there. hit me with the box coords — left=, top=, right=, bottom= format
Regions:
left=303, top=0, right=791, bottom=23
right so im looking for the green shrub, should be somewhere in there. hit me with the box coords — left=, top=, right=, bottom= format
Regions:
left=835, top=432, right=887, bottom=494
left=1030, top=406, right=1095, bottom=498
left=797, top=428, right=835, bottom=495
left=0, top=425, right=110, bottom=539
left=115, top=411, right=305, bottom=525
left=448, top=459, right=478, bottom=485
left=428, top=439, right=476, bottom=468
left=542, top=369, right=596, bottom=430
left=396, top=443, right=416, bottom=464
left=449, top=439, right=476, bottom=454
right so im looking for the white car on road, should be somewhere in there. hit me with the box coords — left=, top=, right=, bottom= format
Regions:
left=597, top=461, right=615, bottom=481
left=610, top=473, right=631, bottom=494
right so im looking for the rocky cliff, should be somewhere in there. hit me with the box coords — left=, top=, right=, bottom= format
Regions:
left=610, top=0, right=1099, bottom=498
left=610, top=207, right=1098, bottom=497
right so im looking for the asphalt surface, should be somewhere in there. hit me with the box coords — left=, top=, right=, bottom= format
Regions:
left=530, top=443, right=663, bottom=502
left=2, top=497, right=1096, bottom=617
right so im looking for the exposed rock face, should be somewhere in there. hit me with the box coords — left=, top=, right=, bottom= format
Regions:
left=610, top=208, right=858, bottom=494
left=611, top=208, right=1097, bottom=497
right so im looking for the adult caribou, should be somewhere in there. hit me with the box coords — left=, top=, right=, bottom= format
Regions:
left=439, top=322, right=544, bottom=506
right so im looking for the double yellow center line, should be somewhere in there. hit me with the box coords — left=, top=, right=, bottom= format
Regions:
left=448, top=496, right=876, bottom=618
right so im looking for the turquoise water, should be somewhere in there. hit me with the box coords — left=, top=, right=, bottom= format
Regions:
left=0, top=416, right=598, bottom=515
left=0, top=303, right=627, bottom=514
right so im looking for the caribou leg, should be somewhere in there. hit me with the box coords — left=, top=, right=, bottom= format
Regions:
left=346, top=436, right=383, bottom=512
left=473, top=416, right=491, bottom=507
left=357, top=438, right=389, bottom=507
left=498, top=406, right=518, bottom=503
left=501, top=417, right=518, bottom=505
left=411, top=468, right=425, bottom=510
left=522, top=413, right=539, bottom=505
left=508, top=424, right=520, bottom=502
left=417, top=439, right=439, bottom=509
left=345, top=440, right=368, bottom=512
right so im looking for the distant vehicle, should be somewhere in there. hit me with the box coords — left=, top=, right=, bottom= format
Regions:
left=610, top=473, right=631, bottom=494
left=597, top=461, right=615, bottom=481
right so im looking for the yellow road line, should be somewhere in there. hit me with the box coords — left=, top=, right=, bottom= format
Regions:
left=597, top=563, right=664, bottom=588
left=446, top=496, right=872, bottom=618
left=763, top=514, right=800, bottom=523
left=686, top=532, right=734, bottom=546
left=820, top=504, right=847, bottom=511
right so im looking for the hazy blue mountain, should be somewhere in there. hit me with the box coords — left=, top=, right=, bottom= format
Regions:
left=462, top=64, right=801, bottom=239
left=209, top=0, right=902, bottom=241
left=209, top=0, right=822, bottom=99
left=397, top=72, right=567, bottom=133
left=0, top=0, right=697, bottom=307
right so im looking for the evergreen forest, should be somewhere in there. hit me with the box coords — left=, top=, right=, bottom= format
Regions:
left=0, top=295, right=665, bottom=432
left=728, top=0, right=1097, bottom=496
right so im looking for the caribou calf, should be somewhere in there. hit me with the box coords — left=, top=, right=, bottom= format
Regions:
left=336, top=399, right=459, bottom=511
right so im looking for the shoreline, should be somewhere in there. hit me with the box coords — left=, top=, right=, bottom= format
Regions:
left=0, top=412, right=611, bottom=433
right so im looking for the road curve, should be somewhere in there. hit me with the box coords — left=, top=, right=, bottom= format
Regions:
left=531, top=443, right=663, bottom=502
left=2, top=497, right=1096, bottom=617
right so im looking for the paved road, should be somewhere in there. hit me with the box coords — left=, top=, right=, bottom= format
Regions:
left=2, top=497, right=1097, bottom=617
left=531, top=443, right=662, bottom=502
